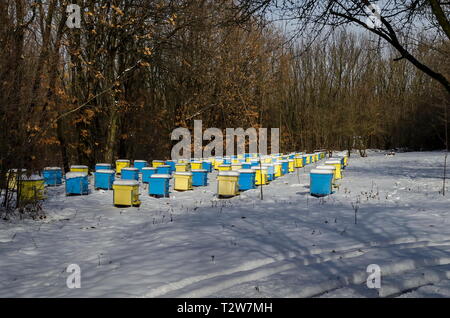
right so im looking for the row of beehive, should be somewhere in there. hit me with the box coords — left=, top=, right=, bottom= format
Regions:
left=4, top=151, right=329, bottom=206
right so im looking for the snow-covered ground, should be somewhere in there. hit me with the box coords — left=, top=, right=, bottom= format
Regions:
left=1, top=150, right=450, bottom=298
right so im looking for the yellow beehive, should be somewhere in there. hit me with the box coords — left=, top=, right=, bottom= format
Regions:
left=115, top=160, right=130, bottom=174
left=217, top=171, right=240, bottom=197
left=152, top=160, right=165, bottom=168
left=218, top=164, right=232, bottom=172
left=70, top=165, right=89, bottom=174
left=232, top=159, right=240, bottom=164
left=294, top=157, right=303, bottom=168
left=252, top=167, right=268, bottom=185
left=237, top=154, right=244, bottom=160
left=274, top=163, right=282, bottom=177
left=113, top=180, right=141, bottom=207
left=288, top=159, right=295, bottom=172
left=231, top=163, right=242, bottom=171
left=19, top=175, right=45, bottom=202
left=191, top=161, right=203, bottom=170
left=175, top=163, right=189, bottom=172
left=6, top=169, right=27, bottom=190
left=214, top=159, right=223, bottom=170
left=208, top=157, right=216, bottom=166
left=174, top=172, right=193, bottom=191
left=343, top=155, right=349, bottom=167
left=325, top=160, right=343, bottom=180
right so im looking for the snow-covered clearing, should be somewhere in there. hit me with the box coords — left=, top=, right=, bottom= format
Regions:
left=1, top=150, right=449, bottom=298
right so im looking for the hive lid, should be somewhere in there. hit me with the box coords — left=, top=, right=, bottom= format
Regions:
left=116, top=159, right=130, bottom=162
left=325, top=160, right=341, bottom=164
left=262, top=163, right=274, bottom=167
left=70, top=165, right=88, bottom=169
left=238, top=169, right=255, bottom=173
left=142, top=167, right=157, bottom=170
left=66, top=172, right=88, bottom=179
left=96, top=163, right=111, bottom=166
left=150, top=174, right=171, bottom=178
left=174, top=172, right=193, bottom=176
left=310, top=169, right=334, bottom=174
left=8, top=168, right=27, bottom=173
left=134, top=160, right=148, bottom=163
left=20, top=174, right=44, bottom=181
left=113, top=180, right=139, bottom=186
left=152, top=160, right=164, bottom=163
left=218, top=171, right=240, bottom=176
left=175, top=163, right=188, bottom=166
left=44, top=167, right=62, bottom=171
left=95, top=169, right=115, bottom=174
left=316, top=165, right=336, bottom=170
left=219, top=164, right=231, bottom=167
left=157, top=165, right=171, bottom=168
left=191, top=169, right=207, bottom=172
left=251, top=166, right=268, bottom=170
left=122, top=167, right=139, bottom=171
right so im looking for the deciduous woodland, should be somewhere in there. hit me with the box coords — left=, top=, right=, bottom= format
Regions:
left=0, top=1, right=449, bottom=201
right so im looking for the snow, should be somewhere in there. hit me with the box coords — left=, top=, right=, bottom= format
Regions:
left=113, top=180, right=139, bottom=186
left=20, top=174, right=44, bottom=181
left=95, top=170, right=115, bottom=174
left=218, top=171, right=240, bottom=177
left=174, top=172, right=193, bottom=176
left=151, top=174, right=171, bottom=179
left=310, top=169, right=334, bottom=174
left=0, top=150, right=449, bottom=298
left=238, top=169, right=255, bottom=174
left=121, top=168, right=138, bottom=171
left=65, top=172, right=88, bottom=179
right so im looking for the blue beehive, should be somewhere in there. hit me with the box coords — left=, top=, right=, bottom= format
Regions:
left=142, top=167, right=157, bottom=183
left=192, top=169, right=208, bottom=187
left=310, top=169, right=334, bottom=197
left=43, top=167, right=62, bottom=186
left=302, top=156, right=307, bottom=167
left=280, top=160, right=289, bottom=175
left=95, top=163, right=112, bottom=171
left=121, top=167, right=139, bottom=181
left=242, top=162, right=251, bottom=169
left=65, top=172, right=89, bottom=195
left=262, top=164, right=275, bottom=181
left=157, top=165, right=171, bottom=175
left=94, top=170, right=115, bottom=190
left=202, top=161, right=213, bottom=173
left=134, top=160, right=148, bottom=173
left=149, top=174, right=171, bottom=197
left=250, top=160, right=260, bottom=168
left=238, top=169, right=256, bottom=191
left=165, top=160, right=177, bottom=173
left=223, top=157, right=231, bottom=165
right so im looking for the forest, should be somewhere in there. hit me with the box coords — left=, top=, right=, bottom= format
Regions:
left=0, top=1, right=449, bottom=208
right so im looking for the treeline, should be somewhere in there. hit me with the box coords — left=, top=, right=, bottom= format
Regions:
left=0, top=0, right=448, bottom=180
